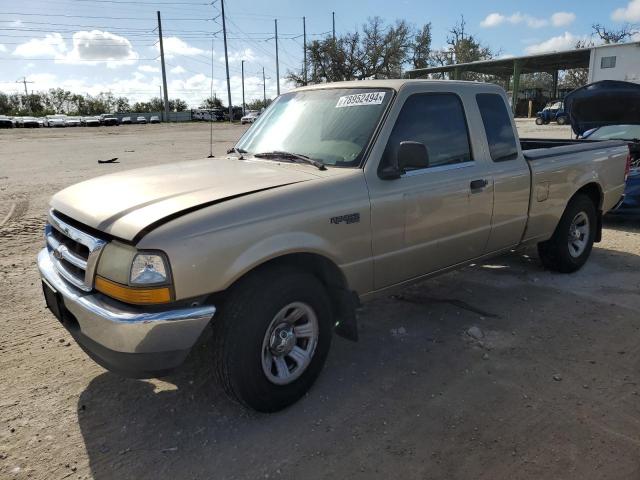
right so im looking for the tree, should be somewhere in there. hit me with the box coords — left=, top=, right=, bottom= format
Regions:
left=200, top=96, right=223, bottom=109
left=170, top=98, right=188, bottom=112
left=425, top=16, right=494, bottom=80
left=287, top=17, right=431, bottom=85
left=246, top=98, right=272, bottom=110
left=592, top=23, right=636, bottom=44
left=412, top=23, right=432, bottom=69
left=114, top=96, right=131, bottom=113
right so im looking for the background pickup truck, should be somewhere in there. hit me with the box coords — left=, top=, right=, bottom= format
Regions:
left=38, top=80, right=632, bottom=412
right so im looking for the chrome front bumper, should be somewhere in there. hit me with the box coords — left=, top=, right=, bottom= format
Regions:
left=37, top=248, right=216, bottom=377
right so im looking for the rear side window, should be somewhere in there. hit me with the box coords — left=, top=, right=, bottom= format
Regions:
left=476, top=93, right=519, bottom=162
left=382, top=93, right=472, bottom=170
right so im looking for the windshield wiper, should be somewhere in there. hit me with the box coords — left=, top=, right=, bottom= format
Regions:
left=226, top=146, right=247, bottom=159
left=254, top=151, right=327, bottom=170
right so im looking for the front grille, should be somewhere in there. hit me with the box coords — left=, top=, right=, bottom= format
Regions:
left=45, top=210, right=107, bottom=291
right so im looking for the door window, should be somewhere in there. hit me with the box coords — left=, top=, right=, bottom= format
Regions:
left=382, top=93, right=472, bottom=171
left=476, top=93, right=519, bottom=162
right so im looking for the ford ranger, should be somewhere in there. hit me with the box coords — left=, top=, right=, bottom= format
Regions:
left=37, top=80, right=632, bottom=412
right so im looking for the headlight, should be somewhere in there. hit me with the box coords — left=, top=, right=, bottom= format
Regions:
left=130, top=253, right=169, bottom=285
left=95, top=244, right=173, bottom=305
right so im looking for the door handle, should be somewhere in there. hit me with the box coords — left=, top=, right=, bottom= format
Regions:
left=470, top=179, right=488, bottom=191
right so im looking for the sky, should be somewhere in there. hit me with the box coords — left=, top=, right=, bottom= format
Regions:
left=0, top=0, right=639, bottom=108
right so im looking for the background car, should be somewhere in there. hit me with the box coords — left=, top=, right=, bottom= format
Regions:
left=82, top=116, right=101, bottom=127
left=121, top=116, right=132, bottom=125
left=0, top=115, right=13, bottom=128
left=100, top=114, right=119, bottom=126
left=241, top=110, right=260, bottom=124
left=66, top=116, right=82, bottom=127
left=535, top=100, right=568, bottom=125
left=583, top=125, right=640, bottom=216
left=20, top=116, right=40, bottom=128
left=136, top=116, right=147, bottom=124
left=46, top=115, right=67, bottom=127
left=149, top=115, right=160, bottom=124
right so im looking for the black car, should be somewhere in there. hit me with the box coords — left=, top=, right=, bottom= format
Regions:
left=101, top=114, right=119, bottom=126
left=565, top=80, right=640, bottom=216
left=0, top=116, right=13, bottom=128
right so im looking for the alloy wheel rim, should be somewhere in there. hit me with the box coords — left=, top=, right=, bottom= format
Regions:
left=568, top=211, right=589, bottom=258
left=261, top=302, right=319, bottom=385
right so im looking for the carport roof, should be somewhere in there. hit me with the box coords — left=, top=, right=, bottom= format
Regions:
left=406, top=47, right=592, bottom=77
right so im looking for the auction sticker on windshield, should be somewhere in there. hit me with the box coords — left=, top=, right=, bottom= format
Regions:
left=336, top=91, right=386, bottom=108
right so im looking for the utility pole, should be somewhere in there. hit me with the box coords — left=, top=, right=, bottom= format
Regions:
left=274, top=19, right=280, bottom=96
left=241, top=60, right=246, bottom=116
left=303, top=16, right=307, bottom=85
left=157, top=11, right=170, bottom=123
left=262, top=67, right=266, bottom=107
left=16, top=77, right=34, bottom=113
left=332, top=12, right=335, bottom=41
left=220, top=0, right=233, bottom=122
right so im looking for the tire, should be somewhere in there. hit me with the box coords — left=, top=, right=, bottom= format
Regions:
left=537, top=193, right=597, bottom=273
left=535, top=117, right=544, bottom=126
left=557, top=115, right=567, bottom=125
left=213, top=266, right=333, bottom=412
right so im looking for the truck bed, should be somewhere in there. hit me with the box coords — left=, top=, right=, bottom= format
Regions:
left=521, top=138, right=626, bottom=161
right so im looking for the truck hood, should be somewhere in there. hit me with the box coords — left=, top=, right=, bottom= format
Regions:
left=50, top=157, right=318, bottom=241
left=564, top=80, right=640, bottom=136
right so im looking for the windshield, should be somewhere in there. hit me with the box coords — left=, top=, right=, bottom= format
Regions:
left=236, top=88, right=392, bottom=167
left=586, top=124, right=640, bottom=141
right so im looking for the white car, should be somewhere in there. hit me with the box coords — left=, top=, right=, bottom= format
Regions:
left=241, top=111, right=260, bottom=125
left=47, top=115, right=67, bottom=128
left=66, top=116, right=82, bottom=127
left=136, top=116, right=147, bottom=124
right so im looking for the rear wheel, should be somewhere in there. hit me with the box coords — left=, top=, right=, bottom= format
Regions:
left=556, top=115, right=567, bottom=125
left=213, top=266, right=332, bottom=412
left=537, top=193, right=597, bottom=273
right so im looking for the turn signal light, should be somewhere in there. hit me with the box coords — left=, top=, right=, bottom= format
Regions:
left=95, top=276, right=172, bottom=305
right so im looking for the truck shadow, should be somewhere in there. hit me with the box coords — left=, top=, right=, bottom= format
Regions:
left=76, top=244, right=640, bottom=479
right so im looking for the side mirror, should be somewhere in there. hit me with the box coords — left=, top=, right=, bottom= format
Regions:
left=398, top=141, right=429, bottom=171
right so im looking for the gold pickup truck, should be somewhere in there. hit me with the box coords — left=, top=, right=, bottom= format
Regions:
left=38, top=80, right=631, bottom=412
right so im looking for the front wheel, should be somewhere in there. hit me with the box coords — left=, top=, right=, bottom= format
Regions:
left=537, top=193, right=597, bottom=273
left=535, top=117, right=544, bottom=125
left=213, top=266, right=333, bottom=412
left=556, top=115, right=567, bottom=125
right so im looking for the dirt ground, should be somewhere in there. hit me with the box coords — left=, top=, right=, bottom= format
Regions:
left=1, top=120, right=639, bottom=480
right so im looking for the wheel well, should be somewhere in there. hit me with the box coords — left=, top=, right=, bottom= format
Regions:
left=572, top=182, right=603, bottom=242
left=214, top=253, right=357, bottom=331
left=574, top=182, right=602, bottom=210
left=252, top=252, right=349, bottom=292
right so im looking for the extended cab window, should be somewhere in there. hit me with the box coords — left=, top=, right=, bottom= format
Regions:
left=382, top=93, right=472, bottom=171
left=476, top=93, right=519, bottom=162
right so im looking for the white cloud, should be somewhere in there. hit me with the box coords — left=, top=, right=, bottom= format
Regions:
left=170, top=65, right=186, bottom=74
left=158, top=37, right=205, bottom=58
left=60, top=30, right=138, bottom=67
left=481, top=11, right=576, bottom=29
left=525, top=32, right=586, bottom=54
left=138, top=65, right=159, bottom=73
left=551, top=12, right=576, bottom=27
left=612, top=0, right=640, bottom=22
left=480, top=12, right=548, bottom=28
left=12, top=30, right=138, bottom=67
left=0, top=44, right=6, bottom=53
left=13, top=33, right=67, bottom=58
left=221, top=48, right=256, bottom=64
left=480, top=13, right=506, bottom=28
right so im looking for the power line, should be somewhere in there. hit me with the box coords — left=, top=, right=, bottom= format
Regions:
left=0, top=12, right=214, bottom=21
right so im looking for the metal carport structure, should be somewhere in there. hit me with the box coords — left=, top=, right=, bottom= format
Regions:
left=406, top=48, right=592, bottom=112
